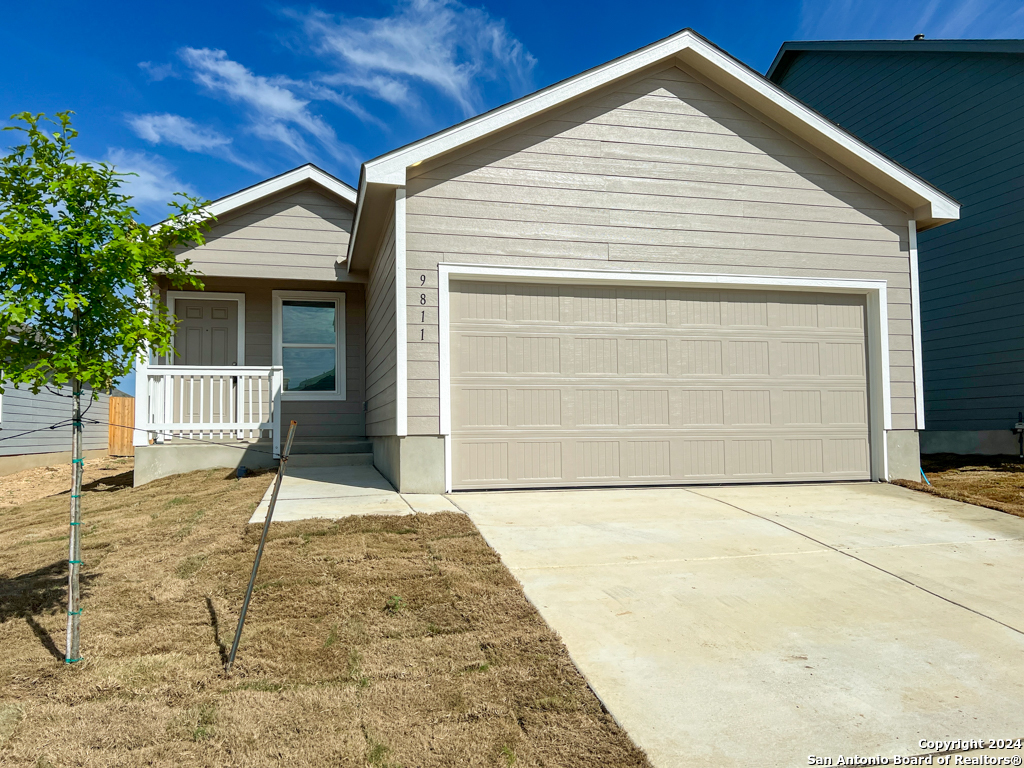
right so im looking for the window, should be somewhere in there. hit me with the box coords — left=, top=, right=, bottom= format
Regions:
left=273, top=292, right=346, bottom=400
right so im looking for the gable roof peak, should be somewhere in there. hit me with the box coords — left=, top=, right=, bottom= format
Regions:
left=346, top=27, right=959, bottom=269
left=206, top=163, right=356, bottom=220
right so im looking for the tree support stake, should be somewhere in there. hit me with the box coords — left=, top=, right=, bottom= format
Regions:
left=225, top=420, right=298, bottom=675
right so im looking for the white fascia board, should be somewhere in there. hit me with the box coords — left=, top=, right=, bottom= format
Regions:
left=344, top=167, right=368, bottom=271
left=364, top=31, right=701, bottom=186
left=678, top=43, right=959, bottom=223
left=206, top=164, right=356, bottom=219
left=914, top=198, right=961, bottom=227
left=362, top=30, right=958, bottom=221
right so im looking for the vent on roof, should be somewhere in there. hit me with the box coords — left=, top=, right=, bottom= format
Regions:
left=914, top=33, right=926, bottom=40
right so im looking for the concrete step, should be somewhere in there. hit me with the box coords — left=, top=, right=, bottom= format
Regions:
left=286, top=452, right=374, bottom=468
left=288, top=439, right=372, bottom=455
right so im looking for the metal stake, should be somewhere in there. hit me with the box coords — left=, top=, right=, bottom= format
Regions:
left=225, top=420, right=297, bottom=674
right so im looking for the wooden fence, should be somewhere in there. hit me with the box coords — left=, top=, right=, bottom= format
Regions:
left=109, top=397, right=135, bottom=457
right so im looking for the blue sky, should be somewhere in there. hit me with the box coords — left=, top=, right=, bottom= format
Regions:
left=4, top=0, right=1022, bottom=224
left=2, top=0, right=1021, bottom=392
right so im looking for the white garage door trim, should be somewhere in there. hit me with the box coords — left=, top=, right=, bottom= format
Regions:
left=438, top=264, right=891, bottom=492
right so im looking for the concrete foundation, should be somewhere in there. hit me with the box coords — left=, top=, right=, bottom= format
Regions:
left=369, top=435, right=446, bottom=493
left=0, top=448, right=109, bottom=477
left=920, top=429, right=1021, bottom=456
left=134, top=443, right=278, bottom=486
left=886, top=429, right=920, bottom=481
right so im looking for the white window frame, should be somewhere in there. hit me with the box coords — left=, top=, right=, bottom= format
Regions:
left=272, top=290, right=347, bottom=401
left=165, top=291, right=246, bottom=366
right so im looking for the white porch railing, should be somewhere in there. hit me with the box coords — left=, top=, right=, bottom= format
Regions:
left=133, top=364, right=284, bottom=457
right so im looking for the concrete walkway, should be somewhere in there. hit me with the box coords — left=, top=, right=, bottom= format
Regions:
left=455, top=483, right=1024, bottom=767
left=248, top=464, right=458, bottom=522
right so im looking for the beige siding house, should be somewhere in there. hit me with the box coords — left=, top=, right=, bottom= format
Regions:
left=134, top=29, right=959, bottom=490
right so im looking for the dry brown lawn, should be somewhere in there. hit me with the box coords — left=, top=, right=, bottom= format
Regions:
left=0, top=465, right=649, bottom=767
left=0, top=456, right=135, bottom=509
left=893, top=453, right=1024, bottom=519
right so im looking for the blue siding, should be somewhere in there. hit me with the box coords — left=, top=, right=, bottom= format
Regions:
left=774, top=50, right=1024, bottom=432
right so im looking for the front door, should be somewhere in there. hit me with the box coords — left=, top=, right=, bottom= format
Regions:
left=174, top=299, right=238, bottom=366
left=171, top=298, right=240, bottom=431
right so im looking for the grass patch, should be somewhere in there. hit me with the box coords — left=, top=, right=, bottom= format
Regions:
left=323, top=624, right=339, bottom=649
left=174, top=509, right=206, bottom=541
left=175, top=554, right=207, bottom=580
left=499, top=744, right=517, bottom=766
left=0, top=466, right=649, bottom=766
left=231, top=680, right=284, bottom=693
left=895, top=453, right=1024, bottom=518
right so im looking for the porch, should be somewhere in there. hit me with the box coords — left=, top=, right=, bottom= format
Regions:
left=131, top=274, right=371, bottom=486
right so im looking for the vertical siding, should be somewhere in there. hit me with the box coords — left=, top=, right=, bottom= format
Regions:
left=774, top=50, right=1024, bottom=431
left=179, top=183, right=354, bottom=281
left=366, top=205, right=398, bottom=436
left=179, top=277, right=366, bottom=440
left=405, top=63, right=914, bottom=435
left=0, top=383, right=109, bottom=456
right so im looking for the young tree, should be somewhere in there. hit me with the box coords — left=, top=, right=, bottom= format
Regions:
left=0, top=112, right=210, bottom=663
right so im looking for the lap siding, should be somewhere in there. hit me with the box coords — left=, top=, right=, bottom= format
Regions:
left=402, top=62, right=914, bottom=438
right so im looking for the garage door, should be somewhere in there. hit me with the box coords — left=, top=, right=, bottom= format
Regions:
left=450, top=281, right=871, bottom=490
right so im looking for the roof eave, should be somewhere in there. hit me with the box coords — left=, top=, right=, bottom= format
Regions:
left=355, top=28, right=958, bottom=234
left=206, top=164, right=356, bottom=220
left=768, top=38, right=1024, bottom=80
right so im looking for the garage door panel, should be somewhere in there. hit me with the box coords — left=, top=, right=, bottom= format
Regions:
left=453, top=384, right=869, bottom=432
left=451, top=281, right=871, bottom=489
left=452, top=431, right=872, bottom=489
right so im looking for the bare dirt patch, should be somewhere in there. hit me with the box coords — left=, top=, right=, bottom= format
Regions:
left=0, top=467, right=649, bottom=767
left=0, top=456, right=134, bottom=509
left=893, top=453, right=1024, bottom=519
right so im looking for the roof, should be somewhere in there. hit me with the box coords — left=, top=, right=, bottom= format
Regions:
left=768, top=39, right=1024, bottom=82
left=347, top=28, right=961, bottom=269
left=206, top=163, right=356, bottom=220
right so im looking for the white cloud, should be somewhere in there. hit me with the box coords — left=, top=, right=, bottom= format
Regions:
left=177, top=47, right=359, bottom=166
left=102, top=149, right=196, bottom=214
left=799, top=0, right=1024, bottom=39
left=138, top=61, right=177, bottom=81
left=293, top=0, right=537, bottom=118
left=126, top=112, right=263, bottom=172
left=127, top=113, right=230, bottom=152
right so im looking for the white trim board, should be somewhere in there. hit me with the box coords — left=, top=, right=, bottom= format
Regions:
left=395, top=190, right=409, bottom=436
left=206, top=164, right=356, bottom=219
left=908, top=220, right=925, bottom=430
left=166, top=291, right=246, bottom=366
left=272, top=290, right=348, bottom=401
left=437, top=264, right=893, bottom=491
left=359, top=29, right=958, bottom=226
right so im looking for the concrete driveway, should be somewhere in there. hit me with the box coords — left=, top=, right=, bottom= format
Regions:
left=452, top=483, right=1024, bottom=767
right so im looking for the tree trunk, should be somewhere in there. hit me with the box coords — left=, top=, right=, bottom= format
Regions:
left=66, top=380, right=83, bottom=663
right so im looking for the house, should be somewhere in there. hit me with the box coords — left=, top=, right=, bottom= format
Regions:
left=767, top=39, right=1024, bottom=456
left=133, top=28, right=960, bottom=491
left=0, top=383, right=110, bottom=475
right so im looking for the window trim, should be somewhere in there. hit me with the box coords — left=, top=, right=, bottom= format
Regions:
left=272, top=290, right=347, bottom=401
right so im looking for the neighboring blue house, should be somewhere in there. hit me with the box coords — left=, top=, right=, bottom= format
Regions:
left=768, top=39, right=1024, bottom=455
left=0, top=383, right=110, bottom=475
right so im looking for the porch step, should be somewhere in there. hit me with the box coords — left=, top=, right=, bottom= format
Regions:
left=288, top=439, right=372, bottom=455
left=287, top=452, right=374, bottom=468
